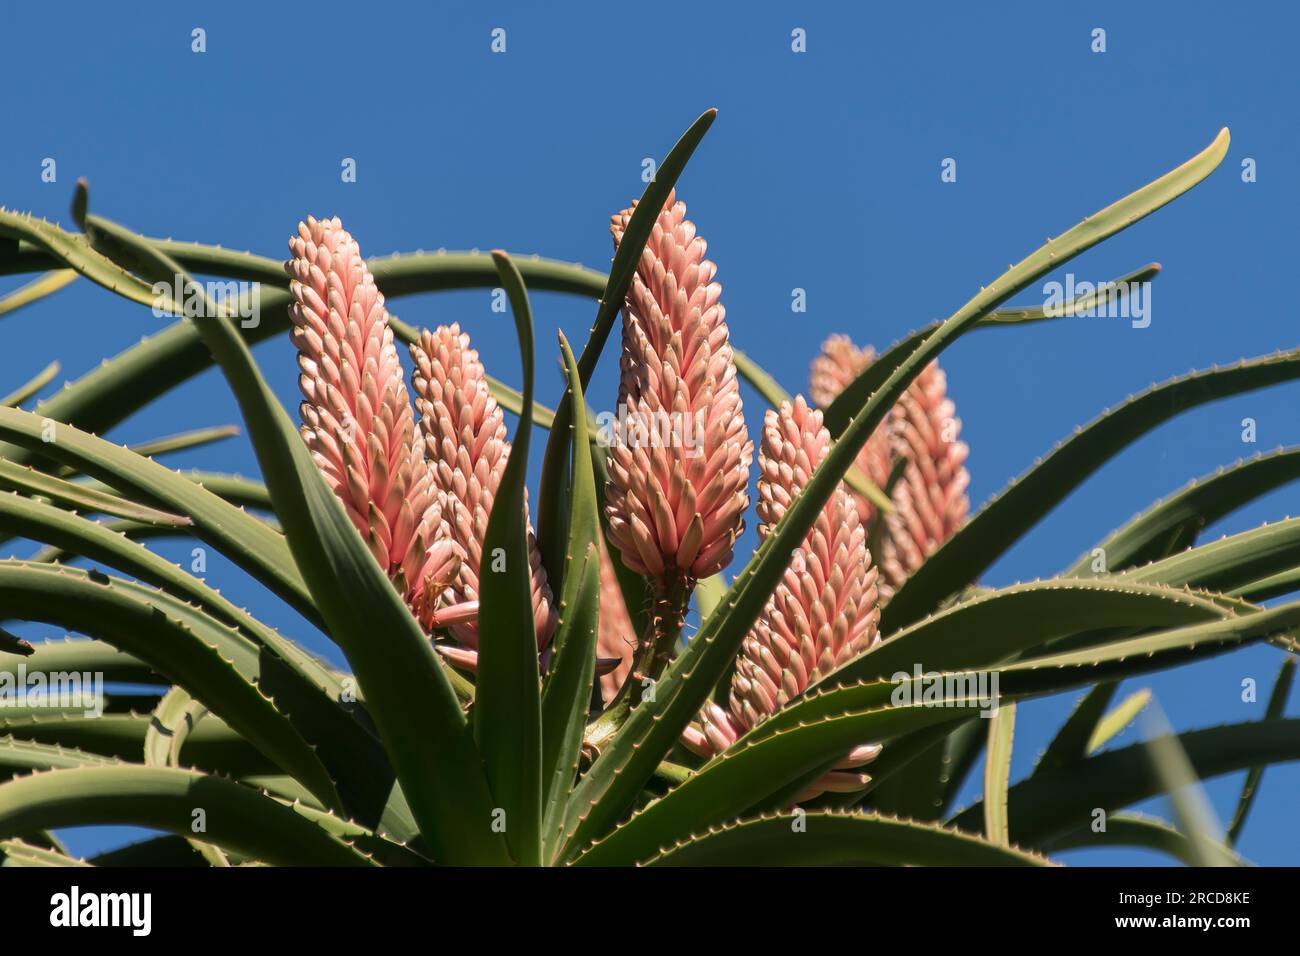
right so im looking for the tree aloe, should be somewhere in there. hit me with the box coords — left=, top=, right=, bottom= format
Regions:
left=0, top=115, right=1296, bottom=868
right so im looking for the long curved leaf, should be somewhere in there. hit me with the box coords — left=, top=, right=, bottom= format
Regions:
left=571, top=698, right=990, bottom=866
left=0, top=766, right=373, bottom=866
left=0, top=734, right=119, bottom=774
left=0, top=561, right=338, bottom=807
left=2, top=360, right=60, bottom=408
left=1226, top=656, right=1295, bottom=845
left=0, top=269, right=77, bottom=317
left=1044, top=811, right=1246, bottom=866
left=950, top=718, right=1300, bottom=845
left=143, top=686, right=229, bottom=865
left=0, top=462, right=188, bottom=525
left=984, top=702, right=1016, bottom=845
left=1069, top=448, right=1300, bottom=575
left=1122, top=515, right=1300, bottom=594
left=0, top=713, right=274, bottom=777
left=636, top=811, right=1052, bottom=867
left=0, top=839, right=89, bottom=867
left=2, top=639, right=156, bottom=685
left=886, top=345, right=1300, bottom=633
left=472, top=251, right=543, bottom=865
left=540, top=332, right=602, bottom=858
left=817, top=578, right=1231, bottom=692
left=0, top=466, right=341, bottom=693
left=0, top=404, right=315, bottom=622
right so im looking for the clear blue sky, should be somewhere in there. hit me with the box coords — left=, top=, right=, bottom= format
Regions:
left=2, top=1, right=1296, bottom=865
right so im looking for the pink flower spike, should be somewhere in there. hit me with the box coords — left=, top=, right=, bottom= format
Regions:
left=410, top=322, right=557, bottom=650
left=681, top=397, right=881, bottom=800
left=811, top=335, right=970, bottom=601
left=604, top=190, right=753, bottom=588
left=596, top=540, right=636, bottom=704
left=602, top=192, right=754, bottom=698
left=286, top=216, right=455, bottom=618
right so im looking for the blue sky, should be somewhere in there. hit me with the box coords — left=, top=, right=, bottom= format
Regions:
left=2, top=1, right=1297, bottom=864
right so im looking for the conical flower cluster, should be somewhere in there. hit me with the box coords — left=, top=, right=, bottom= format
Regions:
left=809, top=335, right=894, bottom=527
left=286, top=217, right=459, bottom=615
left=287, top=217, right=555, bottom=654
left=603, top=191, right=753, bottom=590
left=876, top=361, right=970, bottom=595
left=410, top=323, right=557, bottom=652
left=811, top=335, right=970, bottom=599
left=596, top=541, right=635, bottom=703
left=681, top=397, right=882, bottom=799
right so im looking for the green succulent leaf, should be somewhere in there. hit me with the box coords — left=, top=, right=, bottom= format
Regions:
left=0, top=735, right=120, bottom=775
left=142, top=686, right=209, bottom=770
left=571, top=698, right=990, bottom=866
left=2, top=639, right=156, bottom=684
left=983, top=701, right=1016, bottom=846
left=1036, top=683, right=1121, bottom=774
left=0, top=766, right=374, bottom=866
left=1121, top=515, right=1300, bottom=596
left=1, top=360, right=60, bottom=408
left=1044, top=811, right=1246, bottom=867
left=0, top=461, right=189, bottom=526
left=1142, top=703, right=1237, bottom=866
left=540, top=332, right=602, bottom=858
left=0, top=269, right=77, bottom=317
left=887, top=345, right=1300, bottom=633
left=0, top=404, right=316, bottom=623
left=1087, top=688, right=1152, bottom=753
left=472, top=251, right=543, bottom=866
left=816, top=578, right=1231, bottom=692
left=1068, top=448, right=1300, bottom=576
left=0, top=713, right=275, bottom=777
left=143, top=686, right=230, bottom=866
left=628, top=811, right=1053, bottom=867
left=1226, top=656, right=1295, bottom=845
left=119, top=424, right=240, bottom=459
left=951, top=718, right=1300, bottom=846
left=0, top=561, right=339, bottom=809
left=0, top=838, right=90, bottom=867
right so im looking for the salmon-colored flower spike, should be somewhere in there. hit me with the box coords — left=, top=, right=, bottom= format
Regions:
left=681, top=397, right=881, bottom=799
left=876, top=361, right=970, bottom=597
left=809, top=335, right=894, bottom=527
left=286, top=216, right=463, bottom=623
left=596, top=541, right=636, bottom=703
left=810, top=335, right=970, bottom=599
left=410, top=323, right=557, bottom=653
left=604, top=191, right=753, bottom=658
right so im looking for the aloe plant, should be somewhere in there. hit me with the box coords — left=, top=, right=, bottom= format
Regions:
left=0, top=113, right=1296, bottom=868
